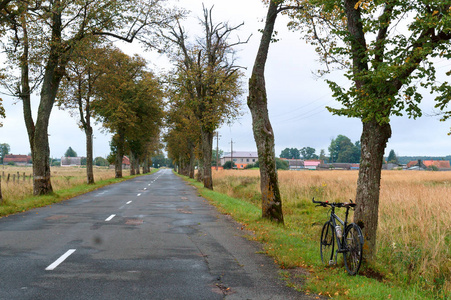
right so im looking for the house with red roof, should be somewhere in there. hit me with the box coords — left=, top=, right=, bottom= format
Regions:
left=3, top=154, right=32, bottom=166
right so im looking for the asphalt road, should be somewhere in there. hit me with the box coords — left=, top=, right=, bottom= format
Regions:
left=0, top=169, right=312, bottom=299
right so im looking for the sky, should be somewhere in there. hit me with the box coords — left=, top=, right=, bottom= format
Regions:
left=1, top=0, right=451, bottom=159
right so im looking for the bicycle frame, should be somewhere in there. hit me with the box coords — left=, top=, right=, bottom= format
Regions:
left=329, top=205, right=351, bottom=255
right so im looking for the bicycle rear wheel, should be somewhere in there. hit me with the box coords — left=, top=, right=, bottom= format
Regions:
left=344, top=223, right=363, bottom=275
left=320, top=222, right=335, bottom=265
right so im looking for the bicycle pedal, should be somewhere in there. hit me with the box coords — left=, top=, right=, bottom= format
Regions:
left=328, top=260, right=336, bottom=265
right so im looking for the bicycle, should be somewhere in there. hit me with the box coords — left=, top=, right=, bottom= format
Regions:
left=312, top=197, right=364, bottom=275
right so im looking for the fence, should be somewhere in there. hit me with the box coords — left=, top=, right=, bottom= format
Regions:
left=0, top=172, right=33, bottom=203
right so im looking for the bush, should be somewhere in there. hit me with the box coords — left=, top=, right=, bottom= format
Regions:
left=223, top=161, right=236, bottom=169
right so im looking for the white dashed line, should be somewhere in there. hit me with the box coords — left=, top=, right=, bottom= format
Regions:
left=105, top=214, right=116, bottom=221
left=137, top=193, right=141, bottom=197
left=45, top=249, right=76, bottom=271
left=144, top=188, right=147, bottom=190
left=126, top=201, right=132, bottom=204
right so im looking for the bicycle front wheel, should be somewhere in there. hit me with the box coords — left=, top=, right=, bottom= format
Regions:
left=320, top=222, right=335, bottom=265
left=344, top=223, right=363, bottom=275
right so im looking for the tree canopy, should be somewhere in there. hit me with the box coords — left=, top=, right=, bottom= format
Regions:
left=64, top=147, right=77, bottom=157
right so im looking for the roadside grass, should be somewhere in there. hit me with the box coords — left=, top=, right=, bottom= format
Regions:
left=180, top=172, right=442, bottom=299
left=0, top=167, right=158, bottom=217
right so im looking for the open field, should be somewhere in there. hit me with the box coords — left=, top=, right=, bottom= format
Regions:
left=211, top=169, right=451, bottom=298
left=0, top=165, right=115, bottom=202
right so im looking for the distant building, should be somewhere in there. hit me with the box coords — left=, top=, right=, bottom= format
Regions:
left=304, top=160, right=322, bottom=170
left=280, top=159, right=323, bottom=170
left=3, top=154, right=32, bottom=166
left=407, top=160, right=451, bottom=170
left=220, top=151, right=258, bottom=169
left=61, top=157, right=82, bottom=166
left=280, top=158, right=304, bottom=170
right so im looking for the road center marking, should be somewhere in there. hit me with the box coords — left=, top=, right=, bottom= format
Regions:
left=45, top=249, right=76, bottom=271
left=137, top=193, right=141, bottom=197
left=105, top=214, right=116, bottom=221
left=126, top=201, right=132, bottom=204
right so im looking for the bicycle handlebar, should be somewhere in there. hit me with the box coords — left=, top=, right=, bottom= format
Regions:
left=312, top=197, right=356, bottom=208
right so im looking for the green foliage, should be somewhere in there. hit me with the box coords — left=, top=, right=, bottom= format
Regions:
left=0, top=143, right=10, bottom=164
left=280, top=147, right=300, bottom=159
left=223, top=160, right=236, bottom=169
left=287, top=0, right=451, bottom=124
left=387, top=149, right=399, bottom=164
left=64, top=147, right=77, bottom=158
left=94, top=157, right=108, bottom=166
left=276, top=157, right=289, bottom=170
left=328, top=135, right=361, bottom=163
left=300, top=146, right=318, bottom=160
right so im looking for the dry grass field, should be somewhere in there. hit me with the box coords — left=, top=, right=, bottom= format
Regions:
left=212, top=169, right=451, bottom=295
left=0, top=165, right=115, bottom=202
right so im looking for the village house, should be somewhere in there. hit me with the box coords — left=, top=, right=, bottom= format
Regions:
left=407, top=160, right=451, bottom=170
left=220, top=151, right=258, bottom=169
left=3, top=154, right=32, bottom=166
left=280, top=159, right=324, bottom=170
left=61, top=157, right=82, bottom=166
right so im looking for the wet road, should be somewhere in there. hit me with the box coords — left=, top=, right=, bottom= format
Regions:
left=0, top=169, right=311, bottom=299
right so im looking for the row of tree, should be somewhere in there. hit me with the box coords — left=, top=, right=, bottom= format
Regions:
left=164, top=6, right=244, bottom=187
left=0, top=0, right=174, bottom=191
left=279, top=135, right=360, bottom=163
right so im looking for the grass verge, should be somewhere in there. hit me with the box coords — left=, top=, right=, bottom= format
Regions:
left=0, top=169, right=158, bottom=218
left=180, top=174, right=437, bottom=300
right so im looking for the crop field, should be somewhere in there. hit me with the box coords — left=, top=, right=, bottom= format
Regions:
left=212, top=169, right=451, bottom=297
left=0, top=166, right=116, bottom=202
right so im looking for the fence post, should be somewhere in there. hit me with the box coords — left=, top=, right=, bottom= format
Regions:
left=0, top=176, right=2, bottom=204
left=23, top=172, right=25, bottom=182
left=7, top=173, right=10, bottom=183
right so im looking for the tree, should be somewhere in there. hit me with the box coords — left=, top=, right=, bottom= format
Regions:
left=57, top=40, right=109, bottom=184
left=165, top=86, right=201, bottom=179
left=0, top=143, right=10, bottom=164
left=0, top=0, right=174, bottom=195
left=275, top=158, right=289, bottom=170
left=288, top=0, right=451, bottom=261
left=248, top=0, right=300, bottom=224
left=94, top=157, right=108, bottom=167
left=328, top=135, right=360, bottom=163
left=92, top=49, right=164, bottom=178
left=280, top=147, right=300, bottom=159
left=300, top=146, right=318, bottom=160
left=64, top=147, right=77, bottom=158
left=165, top=6, right=245, bottom=189
left=387, top=149, right=398, bottom=164
left=319, top=149, right=327, bottom=162
left=222, top=160, right=236, bottom=170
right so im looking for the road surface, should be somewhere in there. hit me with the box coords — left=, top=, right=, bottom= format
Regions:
left=0, top=169, right=312, bottom=299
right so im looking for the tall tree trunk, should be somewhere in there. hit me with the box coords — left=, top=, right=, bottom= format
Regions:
left=200, top=129, right=214, bottom=189
left=354, top=120, right=391, bottom=262
left=33, top=91, right=54, bottom=195
left=19, top=13, right=53, bottom=195
left=85, top=125, right=94, bottom=184
left=135, top=157, right=140, bottom=175
left=247, top=1, right=284, bottom=224
left=115, top=133, right=124, bottom=178
left=142, top=156, right=149, bottom=174
left=189, top=147, right=196, bottom=179
left=130, top=151, right=136, bottom=176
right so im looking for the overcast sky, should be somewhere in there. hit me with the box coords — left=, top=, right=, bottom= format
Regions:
left=1, top=0, right=451, bottom=159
